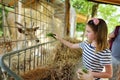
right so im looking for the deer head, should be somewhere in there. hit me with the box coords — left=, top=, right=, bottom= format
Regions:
left=15, top=22, right=39, bottom=43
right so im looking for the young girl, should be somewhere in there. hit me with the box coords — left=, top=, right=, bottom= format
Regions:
left=54, top=18, right=113, bottom=80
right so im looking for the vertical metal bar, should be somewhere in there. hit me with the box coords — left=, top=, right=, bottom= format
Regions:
left=40, top=45, right=42, bottom=65
left=14, top=0, right=17, bottom=51
left=17, top=0, right=22, bottom=50
left=17, top=52, right=20, bottom=75
left=24, top=50, right=26, bottom=73
left=45, top=44, right=47, bottom=64
left=28, top=49, right=30, bottom=70
left=35, top=0, right=37, bottom=46
left=23, top=0, right=27, bottom=48
left=33, top=47, right=35, bottom=69
left=42, top=45, right=44, bottom=65
left=30, top=50, right=32, bottom=69
left=2, top=2, right=6, bottom=54
left=36, top=46, right=39, bottom=67
left=43, top=45, right=44, bottom=65
left=30, top=0, right=33, bottom=29
left=0, top=67, right=3, bottom=80
left=8, top=55, right=11, bottom=68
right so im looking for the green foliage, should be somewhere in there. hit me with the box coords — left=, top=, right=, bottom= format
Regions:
left=0, top=30, right=3, bottom=36
left=46, top=33, right=56, bottom=39
left=71, top=0, right=94, bottom=16
left=70, top=0, right=94, bottom=32
left=97, top=4, right=120, bottom=33
left=71, top=0, right=120, bottom=33
left=76, top=23, right=85, bottom=32
left=97, top=5, right=117, bottom=19
left=0, top=8, right=3, bottom=36
left=0, top=4, right=14, bottom=36
left=82, top=68, right=88, bottom=73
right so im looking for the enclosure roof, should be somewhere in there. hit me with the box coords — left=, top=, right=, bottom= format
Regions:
left=88, top=0, right=120, bottom=6
left=76, top=14, right=87, bottom=23
left=0, top=0, right=64, bottom=7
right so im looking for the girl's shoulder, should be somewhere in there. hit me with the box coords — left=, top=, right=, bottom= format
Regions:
left=98, top=49, right=111, bottom=55
left=79, top=40, right=90, bottom=49
left=83, top=40, right=90, bottom=44
left=102, top=49, right=111, bottom=53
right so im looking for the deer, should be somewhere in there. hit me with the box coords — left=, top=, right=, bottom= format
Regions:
left=11, top=22, right=48, bottom=71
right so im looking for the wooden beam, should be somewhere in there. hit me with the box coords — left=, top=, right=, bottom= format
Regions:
left=8, top=0, right=19, bottom=6
left=91, top=3, right=99, bottom=17
left=65, top=0, right=70, bottom=36
left=50, top=0, right=55, bottom=3
left=22, top=0, right=35, bottom=7
left=96, top=0, right=120, bottom=4
left=2, top=0, right=36, bottom=7
left=89, top=0, right=120, bottom=6
left=76, top=14, right=87, bottom=23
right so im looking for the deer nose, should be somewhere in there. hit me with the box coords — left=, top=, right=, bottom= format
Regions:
left=36, top=39, right=39, bottom=42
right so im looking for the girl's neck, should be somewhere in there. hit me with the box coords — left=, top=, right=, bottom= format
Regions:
left=91, top=41, right=97, bottom=47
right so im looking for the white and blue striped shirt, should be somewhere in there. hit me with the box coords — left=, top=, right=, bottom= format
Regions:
left=79, top=41, right=112, bottom=72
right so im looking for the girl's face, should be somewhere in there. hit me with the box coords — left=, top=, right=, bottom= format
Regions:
left=85, top=25, right=96, bottom=42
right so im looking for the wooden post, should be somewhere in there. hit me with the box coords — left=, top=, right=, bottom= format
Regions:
left=50, top=0, right=55, bottom=3
left=22, top=0, right=35, bottom=7
left=8, top=0, right=18, bottom=6
left=65, top=0, right=70, bottom=36
left=91, top=3, right=99, bottom=17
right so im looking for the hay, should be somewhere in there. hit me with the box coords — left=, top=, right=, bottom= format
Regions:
left=52, top=37, right=82, bottom=66
left=117, top=65, right=120, bottom=80
left=21, top=67, right=58, bottom=80
left=50, top=37, right=82, bottom=80
left=21, top=37, right=83, bottom=80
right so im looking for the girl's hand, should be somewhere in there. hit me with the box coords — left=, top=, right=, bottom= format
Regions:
left=53, top=33, right=58, bottom=39
left=53, top=33, right=61, bottom=40
left=77, top=69, right=94, bottom=80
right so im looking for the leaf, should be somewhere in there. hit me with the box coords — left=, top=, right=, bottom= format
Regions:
left=46, top=33, right=56, bottom=39
left=82, top=68, right=88, bottom=73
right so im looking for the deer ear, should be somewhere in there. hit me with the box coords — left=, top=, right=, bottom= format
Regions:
left=34, top=27, right=39, bottom=31
left=18, top=28, right=25, bottom=33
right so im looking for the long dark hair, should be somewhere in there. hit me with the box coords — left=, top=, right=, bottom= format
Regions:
left=87, top=18, right=108, bottom=51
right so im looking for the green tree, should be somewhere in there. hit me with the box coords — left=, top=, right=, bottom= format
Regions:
left=76, top=23, right=85, bottom=32
left=71, top=0, right=120, bottom=34
left=70, top=0, right=94, bottom=33
left=71, top=0, right=94, bottom=16
left=0, top=4, right=14, bottom=36
left=97, top=4, right=120, bottom=33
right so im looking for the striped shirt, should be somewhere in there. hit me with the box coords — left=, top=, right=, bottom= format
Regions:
left=79, top=41, right=112, bottom=80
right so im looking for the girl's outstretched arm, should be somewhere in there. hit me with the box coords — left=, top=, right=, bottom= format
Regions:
left=54, top=34, right=80, bottom=49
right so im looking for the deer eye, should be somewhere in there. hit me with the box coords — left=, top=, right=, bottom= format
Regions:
left=25, top=33, right=28, bottom=35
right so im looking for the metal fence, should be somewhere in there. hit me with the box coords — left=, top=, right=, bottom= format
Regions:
left=0, top=41, right=55, bottom=80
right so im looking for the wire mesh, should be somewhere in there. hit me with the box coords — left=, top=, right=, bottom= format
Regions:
left=0, top=0, right=64, bottom=80
left=0, top=0, right=55, bottom=54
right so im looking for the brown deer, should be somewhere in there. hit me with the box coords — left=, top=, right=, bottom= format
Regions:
left=15, top=22, right=39, bottom=45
